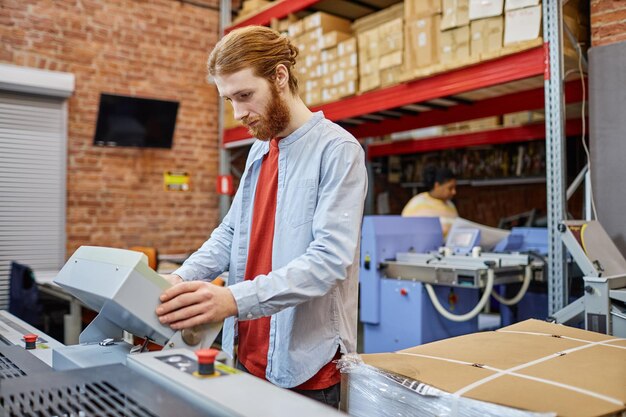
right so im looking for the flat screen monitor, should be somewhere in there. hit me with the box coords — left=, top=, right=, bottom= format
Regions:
left=93, top=93, right=179, bottom=148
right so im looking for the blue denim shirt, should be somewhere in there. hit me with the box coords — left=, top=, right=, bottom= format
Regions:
left=173, top=112, right=367, bottom=388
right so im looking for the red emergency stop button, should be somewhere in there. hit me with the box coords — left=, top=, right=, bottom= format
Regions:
left=195, top=348, right=219, bottom=376
left=400, top=288, right=408, bottom=296
left=24, top=334, right=38, bottom=350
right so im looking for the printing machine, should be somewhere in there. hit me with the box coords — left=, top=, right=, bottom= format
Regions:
left=360, top=216, right=545, bottom=353
left=0, top=246, right=346, bottom=417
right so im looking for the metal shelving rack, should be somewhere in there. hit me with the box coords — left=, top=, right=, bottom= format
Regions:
left=218, top=0, right=573, bottom=313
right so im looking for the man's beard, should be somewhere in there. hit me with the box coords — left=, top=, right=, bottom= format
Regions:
left=242, top=84, right=291, bottom=141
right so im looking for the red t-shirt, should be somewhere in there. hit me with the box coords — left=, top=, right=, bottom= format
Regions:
left=237, top=139, right=339, bottom=390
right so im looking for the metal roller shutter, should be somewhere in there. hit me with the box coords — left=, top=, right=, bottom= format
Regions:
left=0, top=91, right=67, bottom=309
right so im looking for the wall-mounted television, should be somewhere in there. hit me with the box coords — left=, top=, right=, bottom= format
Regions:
left=93, top=93, right=179, bottom=148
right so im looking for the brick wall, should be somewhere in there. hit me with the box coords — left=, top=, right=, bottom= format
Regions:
left=591, top=0, right=626, bottom=46
left=1, top=0, right=220, bottom=256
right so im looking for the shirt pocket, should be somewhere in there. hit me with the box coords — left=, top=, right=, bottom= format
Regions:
left=288, top=178, right=317, bottom=227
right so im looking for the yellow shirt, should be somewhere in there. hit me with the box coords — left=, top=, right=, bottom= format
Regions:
left=401, top=192, right=458, bottom=237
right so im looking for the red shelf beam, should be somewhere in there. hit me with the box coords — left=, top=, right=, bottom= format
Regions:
left=367, top=119, right=584, bottom=159
left=348, top=78, right=584, bottom=138
left=224, top=78, right=584, bottom=145
left=226, top=0, right=321, bottom=33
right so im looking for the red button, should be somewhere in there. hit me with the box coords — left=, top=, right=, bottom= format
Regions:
left=24, top=334, right=38, bottom=343
left=400, top=288, right=408, bottom=296
left=195, top=348, right=219, bottom=365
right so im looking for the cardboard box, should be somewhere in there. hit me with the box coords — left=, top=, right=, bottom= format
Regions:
left=304, top=78, right=320, bottom=93
left=304, top=52, right=320, bottom=68
left=337, top=80, right=358, bottom=98
left=442, top=0, right=469, bottom=30
left=504, top=5, right=542, bottom=45
left=304, top=11, right=352, bottom=33
left=503, top=110, right=544, bottom=127
left=321, top=47, right=338, bottom=63
left=304, top=90, right=322, bottom=107
left=223, top=101, right=238, bottom=130
left=405, top=15, right=442, bottom=69
left=379, top=51, right=403, bottom=70
left=337, top=53, right=357, bottom=70
left=441, top=25, right=470, bottom=65
left=321, top=86, right=338, bottom=103
left=352, top=3, right=404, bottom=33
left=379, top=18, right=404, bottom=52
left=405, top=0, right=442, bottom=18
left=359, top=72, right=380, bottom=93
left=344, top=320, right=626, bottom=417
left=337, top=37, right=357, bottom=56
left=357, top=29, right=380, bottom=62
left=380, top=65, right=404, bottom=87
left=469, top=0, right=504, bottom=20
left=359, top=60, right=379, bottom=76
left=470, top=16, right=503, bottom=57
left=288, top=20, right=304, bottom=38
left=321, top=31, right=352, bottom=50
left=303, top=27, right=323, bottom=45
left=505, top=0, right=540, bottom=11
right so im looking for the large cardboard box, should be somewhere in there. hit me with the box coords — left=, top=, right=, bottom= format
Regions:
left=469, top=0, right=504, bottom=20
left=405, top=0, right=442, bottom=18
left=337, top=37, right=357, bottom=56
left=352, top=3, right=404, bottom=33
left=303, top=11, right=352, bottom=33
left=470, top=16, right=503, bottom=57
left=442, top=0, right=469, bottom=30
left=287, top=19, right=304, bottom=38
left=343, top=320, right=626, bottom=417
left=357, top=28, right=380, bottom=63
left=379, top=18, right=404, bottom=52
left=405, top=15, right=442, bottom=69
left=321, top=31, right=352, bottom=50
left=359, top=72, right=380, bottom=93
left=379, top=51, right=403, bottom=70
left=380, top=65, right=404, bottom=87
left=504, top=5, right=542, bottom=45
left=441, top=25, right=470, bottom=65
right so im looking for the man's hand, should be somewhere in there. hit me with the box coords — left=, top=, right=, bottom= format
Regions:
left=155, top=281, right=238, bottom=330
left=160, top=274, right=183, bottom=285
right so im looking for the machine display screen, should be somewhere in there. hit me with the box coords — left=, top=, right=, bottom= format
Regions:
left=450, top=231, right=474, bottom=248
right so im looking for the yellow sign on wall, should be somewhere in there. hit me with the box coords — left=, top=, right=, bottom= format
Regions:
left=164, top=171, right=190, bottom=191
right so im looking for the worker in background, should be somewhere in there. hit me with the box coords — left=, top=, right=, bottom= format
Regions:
left=155, top=26, right=367, bottom=409
left=402, top=165, right=458, bottom=237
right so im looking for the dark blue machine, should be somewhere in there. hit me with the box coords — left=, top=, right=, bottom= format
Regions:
left=360, top=216, right=480, bottom=353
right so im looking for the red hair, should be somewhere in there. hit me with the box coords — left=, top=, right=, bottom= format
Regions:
left=208, top=26, right=300, bottom=95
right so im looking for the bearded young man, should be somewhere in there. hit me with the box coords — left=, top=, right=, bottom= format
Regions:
left=155, top=26, right=367, bottom=408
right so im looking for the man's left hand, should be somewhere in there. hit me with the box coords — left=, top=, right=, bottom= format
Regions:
left=156, top=281, right=238, bottom=330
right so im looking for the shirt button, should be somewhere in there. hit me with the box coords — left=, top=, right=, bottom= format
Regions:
left=247, top=313, right=253, bottom=319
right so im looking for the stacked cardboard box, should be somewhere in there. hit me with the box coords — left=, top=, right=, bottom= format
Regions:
left=270, top=14, right=298, bottom=34
left=353, top=3, right=404, bottom=92
left=469, top=0, right=504, bottom=59
left=223, top=101, right=239, bottom=130
left=439, top=0, right=471, bottom=68
left=504, top=0, right=541, bottom=46
left=404, top=1, right=441, bottom=78
left=290, top=12, right=355, bottom=106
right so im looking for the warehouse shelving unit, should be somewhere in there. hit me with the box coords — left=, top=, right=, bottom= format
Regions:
left=217, top=0, right=577, bottom=316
